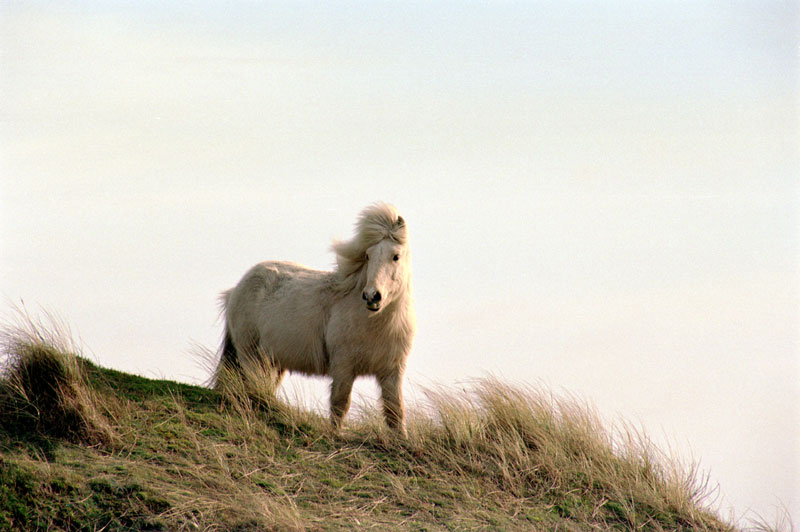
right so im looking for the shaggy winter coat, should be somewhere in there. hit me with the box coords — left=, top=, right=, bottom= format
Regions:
left=216, top=203, right=416, bottom=432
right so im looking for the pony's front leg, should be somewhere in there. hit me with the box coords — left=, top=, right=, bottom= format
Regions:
left=379, top=371, right=406, bottom=436
left=329, top=372, right=355, bottom=430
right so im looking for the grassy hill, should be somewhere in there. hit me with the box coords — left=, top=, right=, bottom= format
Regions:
left=0, top=315, right=742, bottom=531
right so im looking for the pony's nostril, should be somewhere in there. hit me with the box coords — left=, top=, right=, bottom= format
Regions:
left=362, top=290, right=381, bottom=306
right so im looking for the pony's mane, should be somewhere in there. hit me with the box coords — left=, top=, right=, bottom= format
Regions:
left=332, top=203, right=408, bottom=292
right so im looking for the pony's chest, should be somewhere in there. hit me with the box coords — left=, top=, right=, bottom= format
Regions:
left=326, top=309, right=413, bottom=374
left=350, top=338, right=407, bottom=375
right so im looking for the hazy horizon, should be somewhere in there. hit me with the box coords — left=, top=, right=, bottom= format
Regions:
left=2, top=1, right=798, bottom=525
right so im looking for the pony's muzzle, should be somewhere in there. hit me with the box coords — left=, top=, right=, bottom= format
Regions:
left=362, top=289, right=382, bottom=311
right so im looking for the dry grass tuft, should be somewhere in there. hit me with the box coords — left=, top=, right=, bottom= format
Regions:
left=0, top=308, right=113, bottom=445
left=212, top=350, right=327, bottom=438
left=744, top=506, right=795, bottom=532
left=396, top=378, right=731, bottom=530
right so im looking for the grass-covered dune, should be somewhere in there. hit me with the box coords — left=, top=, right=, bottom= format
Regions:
left=1, top=314, right=739, bottom=531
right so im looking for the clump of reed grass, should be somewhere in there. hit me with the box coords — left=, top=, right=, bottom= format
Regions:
left=208, top=347, right=326, bottom=439
left=359, top=378, right=732, bottom=531
left=744, top=506, right=794, bottom=532
left=0, top=309, right=113, bottom=445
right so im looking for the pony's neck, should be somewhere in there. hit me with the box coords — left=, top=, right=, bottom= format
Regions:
left=382, top=278, right=413, bottom=317
left=331, top=265, right=365, bottom=298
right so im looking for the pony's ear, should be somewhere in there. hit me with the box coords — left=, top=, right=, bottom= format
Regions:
left=396, top=216, right=405, bottom=228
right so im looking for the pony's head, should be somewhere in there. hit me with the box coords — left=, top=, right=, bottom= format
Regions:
left=332, top=203, right=411, bottom=314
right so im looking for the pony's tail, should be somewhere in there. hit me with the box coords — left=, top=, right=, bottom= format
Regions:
left=214, top=328, right=241, bottom=390
left=213, top=289, right=240, bottom=389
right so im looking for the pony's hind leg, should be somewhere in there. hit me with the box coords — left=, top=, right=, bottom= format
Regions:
left=238, top=345, right=285, bottom=398
left=270, top=368, right=287, bottom=396
left=254, top=354, right=285, bottom=397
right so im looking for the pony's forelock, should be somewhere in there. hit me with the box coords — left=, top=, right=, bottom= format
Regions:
left=332, top=203, right=408, bottom=279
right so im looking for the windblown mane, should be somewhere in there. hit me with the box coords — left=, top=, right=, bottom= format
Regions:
left=331, top=203, right=407, bottom=294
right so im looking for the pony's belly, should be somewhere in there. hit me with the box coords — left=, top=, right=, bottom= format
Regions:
left=256, top=324, right=327, bottom=375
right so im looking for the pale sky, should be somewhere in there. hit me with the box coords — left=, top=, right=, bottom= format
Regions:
left=2, top=1, right=798, bottom=525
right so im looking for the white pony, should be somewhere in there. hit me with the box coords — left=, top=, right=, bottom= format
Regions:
left=216, top=203, right=416, bottom=433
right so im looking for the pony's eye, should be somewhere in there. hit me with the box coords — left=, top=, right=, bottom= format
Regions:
left=393, top=254, right=400, bottom=261
left=365, top=253, right=369, bottom=261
